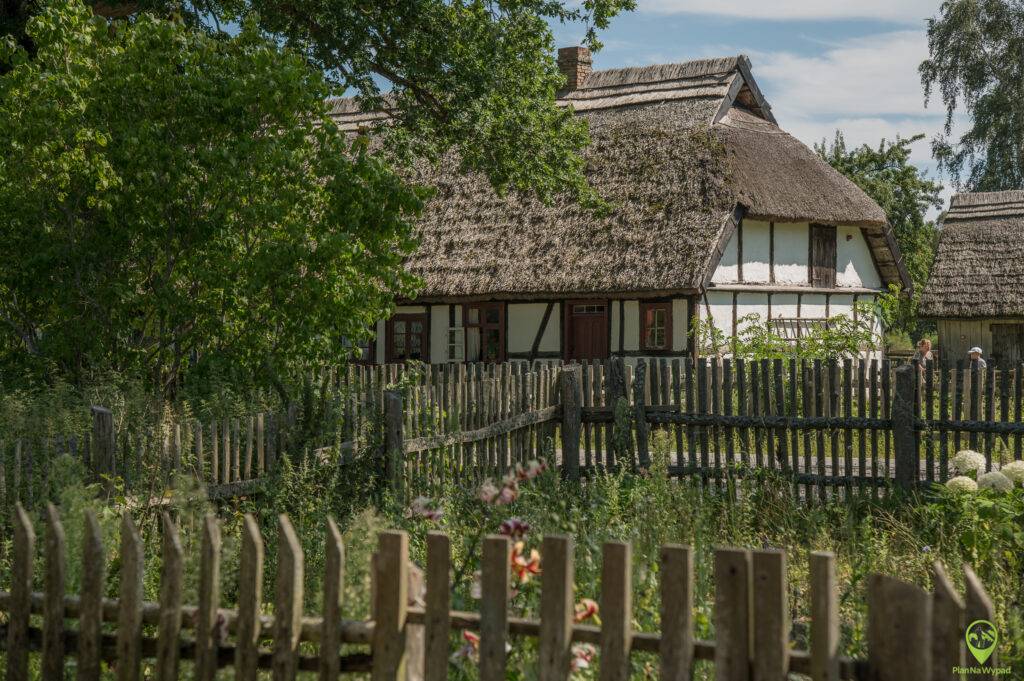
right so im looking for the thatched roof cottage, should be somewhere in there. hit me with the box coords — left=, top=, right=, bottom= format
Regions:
left=921, top=190, right=1024, bottom=365
left=333, top=47, right=910, bottom=364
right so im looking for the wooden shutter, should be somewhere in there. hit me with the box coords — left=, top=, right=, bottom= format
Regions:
left=809, top=224, right=836, bottom=288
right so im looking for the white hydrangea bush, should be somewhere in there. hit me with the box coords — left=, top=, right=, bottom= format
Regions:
left=952, top=450, right=986, bottom=476
left=945, top=476, right=979, bottom=492
left=978, top=471, right=1014, bottom=492
left=1000, top=460, right=1024, bottom=484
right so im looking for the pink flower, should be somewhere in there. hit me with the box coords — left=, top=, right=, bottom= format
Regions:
left=511, top=541, right=541, bottom=583
left=574, top=598, right=599, bottom=623
left=478, top=480, right=499, bottom=503
left=407, top=496, right=442, bottom=522
left=498, top=518, right=530, bottom=539
left=570, top=643, right=596, bottom=671
left=496, top=481, right=519, bottom=505
left=516, top=459, right=548, bottom=481
left=451, top=630, right=480, bottom=662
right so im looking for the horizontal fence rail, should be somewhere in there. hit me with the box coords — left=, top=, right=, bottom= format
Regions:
left=0, top=503, right=997, bottom=681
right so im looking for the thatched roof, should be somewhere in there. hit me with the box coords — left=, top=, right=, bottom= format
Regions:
left=331, top=55, right=906, bottom=301
left=920, top=191, right=1024, bottom=318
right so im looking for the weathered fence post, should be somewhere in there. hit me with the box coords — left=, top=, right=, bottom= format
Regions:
left=90, top=406, right=115, bottom=484
left=633, top=359, right=650, bottom=467
left=560, top=366, right=582, bottom=480
left=892, top=365, right=919, bottom=491
left=383, top=390, right=404, bottom=499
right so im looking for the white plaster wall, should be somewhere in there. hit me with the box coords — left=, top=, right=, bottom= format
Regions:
left=375, top=320, right=386, bottom=363
left=711, top=229, right=739, bottom=283
left=623, top=301, right=640, bottom=352
left=429, top=305, right=448, bottom=363
left=672, top=299, right=689, bottom=351
left=735, top=292, right=769, bottom=333
left=742, top=219, right=771, bottom=283
left=705, top=291, right=734, bottom=338
left=507, top=303, right=560, bottom=354
left=801, top=294, right=828, bottom=319
left=774, top=222, right=808, bottom=284
left=829, top=294, right=855, bottom=319
left=836, top=226, right=882, bottom=289
left=395, top=305, right=427, bottom=314
left=771, top=293, right=799, bottom=319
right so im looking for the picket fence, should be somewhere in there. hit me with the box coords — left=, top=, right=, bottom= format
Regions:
left=6, top=358, right=1024, bottom=511
left=0, top=503, right=998, bottom=681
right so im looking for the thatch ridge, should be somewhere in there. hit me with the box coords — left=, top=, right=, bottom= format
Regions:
left=921, top=191, right=1024, bottom=318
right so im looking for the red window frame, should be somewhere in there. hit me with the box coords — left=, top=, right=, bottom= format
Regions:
left=640, top=301, right=673, bottom=353
left=463, top=302, right=505, bottom=363
left=386, top=313, right=429, bottom=363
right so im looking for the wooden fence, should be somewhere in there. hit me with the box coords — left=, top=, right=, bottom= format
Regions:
left=7, top=358, right=1024, bottom=511
left=0, top=503, right=1000, bottom=681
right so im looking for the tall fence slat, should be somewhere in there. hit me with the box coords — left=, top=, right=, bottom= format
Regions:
left=117, top=513, right=145, bottom=681
left=319, top=517, right=344, bottom=681
left=373, top=530, right=409, bottom=681
left=867, top=574, right=931, bottom=681
left=714, top=548, right=751, bottom=681
left=964, top=564, right=997, bottom=671
left=238, top=514, right=265, bottom=681
left=599, top=541, right=632, bottom=681
left=195, top=515, right=221, bottom=681
left=77, top=509, right=105, bottom=681
left=810, top=551, right=839, bottom=681
left=931, top=562, right=964, bottom=681
left=42, top=503, right=67, bottom=681
left=425, top=532, right=451, bottom=681
left=660, top=544, right=694, bottom=681
left=539, top=535, right=574, bottom=681
left=480, top=536, right=511, bottom=681
left=752, top=550, right=787, bottom=681
left=7, top=504, right=35, bottom=681
left=156, top=514, right=184, bottom=681
left=273, top=515, right=305, bottom=681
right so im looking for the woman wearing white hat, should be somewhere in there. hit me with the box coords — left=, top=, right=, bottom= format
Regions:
left=967, top=346, right=987, bottom=369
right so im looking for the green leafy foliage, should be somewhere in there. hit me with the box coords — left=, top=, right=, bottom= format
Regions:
left=693, top=308, right=880, bottom=361
left=920, top=0, right=1024, bottom=190
left=815, top=133, right=943, bottom=336
left=0, top=0, right=423, bottom=394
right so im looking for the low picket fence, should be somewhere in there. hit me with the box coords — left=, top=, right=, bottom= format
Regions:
left=0, top=504, right=999, bottom=680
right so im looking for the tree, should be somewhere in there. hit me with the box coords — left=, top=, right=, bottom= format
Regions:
left=0, top=0, right=422, bottom=395
left=920, top=0, right=1024, bottom=190
left=815, top=132, right=944, bottom=334
left=5, top=0, right=635, bottom=201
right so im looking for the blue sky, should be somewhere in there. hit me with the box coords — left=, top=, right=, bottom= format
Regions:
left=551, top=0, right=956, bottom=215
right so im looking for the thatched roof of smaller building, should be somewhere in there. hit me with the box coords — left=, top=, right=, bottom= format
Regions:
left=331, top=54, right=906, bottom=301
left=920, top=190, right=1024, bottom=319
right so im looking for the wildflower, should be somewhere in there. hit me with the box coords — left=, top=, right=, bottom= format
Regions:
left=574, top=598, right=600, bottom=623
left=1000, top=460, right=1024, bottom=483
left=499, top=518, right=530, bottom=539
left=407, top=496, right=442, bottom=522
left=920, top=545, right=931, bottom=554
left=570, top=643, right=597, bottom=672
left=946, top=476, right=978, bottom=492
left=451, top=630, right=480, bottom=662
left=478, top=480, right=500, bottom=503
left=952, top=450, right=986, bottom=476
left=516, top=459, right=548, bottom=481
left=978, top=470, right=1014, bottom=492
left=511, top=541, right=541, bottom=583
left=496, top=480, right=519, bottom=505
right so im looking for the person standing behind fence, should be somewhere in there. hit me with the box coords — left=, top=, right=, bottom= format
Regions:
left=968, top=346, right=988, bottom=369
left=912, top=338, right=933, bottom=372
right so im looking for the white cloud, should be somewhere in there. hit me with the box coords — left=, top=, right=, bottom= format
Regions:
left=751, top=30, right=930, bottom=118
left=639, top=0, right=939, bottom=24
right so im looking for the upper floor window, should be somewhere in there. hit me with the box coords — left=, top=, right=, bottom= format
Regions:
left=809, top=224, right=837, bottom=288
left=640, top=301, right=672, bottom=352
left=464, top=302, right=505, bottom=362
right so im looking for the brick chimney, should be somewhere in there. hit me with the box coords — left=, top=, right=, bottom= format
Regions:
left=557, top=46, right=592, bottom=91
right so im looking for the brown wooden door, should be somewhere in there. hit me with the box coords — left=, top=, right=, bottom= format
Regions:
left=990, top=323, right=1024, bottom=366
left=809, top=224, right=836, bottom=288
left=565, top=301, right=609, bottom=361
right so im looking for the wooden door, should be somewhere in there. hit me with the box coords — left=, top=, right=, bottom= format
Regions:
left=565, top=301, right=609, bottom=361
left=809, top=224, right=836, bottom=288
left=990, top=323, right=1024, bottom=366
